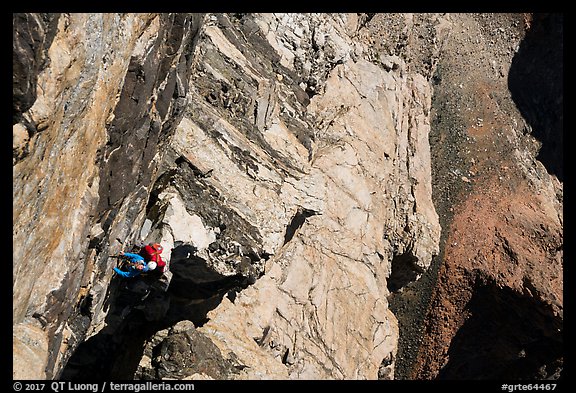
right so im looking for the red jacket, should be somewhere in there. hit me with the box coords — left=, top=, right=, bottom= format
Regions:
left=140, top=244, right=166, bottom=273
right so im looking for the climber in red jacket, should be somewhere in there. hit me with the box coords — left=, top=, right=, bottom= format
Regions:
left=139, top=242, right=166, bottom=273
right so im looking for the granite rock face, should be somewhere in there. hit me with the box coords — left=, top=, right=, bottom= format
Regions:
left=13, top=12, right=439, bottom=380
left=13, top=12, right=561, bottom=381
left=13, top=13, right=203, bottom=379
left=147, top=13, right=441, bottom=380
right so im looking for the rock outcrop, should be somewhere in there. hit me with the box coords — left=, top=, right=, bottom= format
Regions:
left=13, top=12, right=561, bottom=381
left=13, top=13, right=203, bottom=379
left=132, top=13, right=442, bottom=380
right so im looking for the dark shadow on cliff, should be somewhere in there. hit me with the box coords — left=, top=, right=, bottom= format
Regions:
left=169, top=244, right=248, bottom=302
left=508, top=13, right=563, bottom=181
left=437, top=276, right=563, bottom=380
left=60, top=244, right=251, bottom=380
left=59, top=274, right=170, bottom=379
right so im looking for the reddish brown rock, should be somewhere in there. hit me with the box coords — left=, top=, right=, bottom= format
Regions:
left=411, top=13, right=563, bottom=380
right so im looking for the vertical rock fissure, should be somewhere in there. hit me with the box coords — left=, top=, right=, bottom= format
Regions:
left=388, top=60, right=469, bottom=379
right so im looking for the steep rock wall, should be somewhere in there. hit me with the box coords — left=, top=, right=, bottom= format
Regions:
left=13, top=12, right=441, bottom=380
left=14, top=12, right=561, bottom=382
left=135, top=13, right=441, bottom=380
left=13, top=13, right=203, bottom=379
